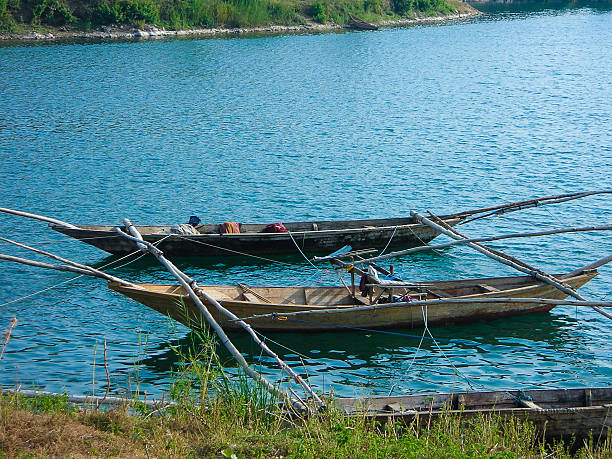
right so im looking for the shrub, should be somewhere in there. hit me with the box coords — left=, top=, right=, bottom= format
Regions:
left=92, top=1, right=125, bottom=24
left=309, top=0, right=325, bottom=23
left=188, top=0, right=213, bottom=27
left=363, top=0, right=382, bottom=14
left=91, top=0, right=159, bottom=25
left=0, top=0, right=16, bottom=32
left=391, top=0, right=413, bottom=15
left=121, top=0, right=159, bottom=22
left=32, top=0, right=75, bottom=25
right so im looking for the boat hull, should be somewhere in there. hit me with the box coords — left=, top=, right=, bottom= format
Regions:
left=108, top=271, right=597, bottom=332
left=331, top=387, right=612, bottom=439
left=51, top=216, right=463, bottom=257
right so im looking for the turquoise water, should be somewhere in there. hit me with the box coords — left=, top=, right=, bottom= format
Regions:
left=0, top=8, right=611, bottom=399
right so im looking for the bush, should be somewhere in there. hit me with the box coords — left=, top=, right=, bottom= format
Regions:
left=0, top=0, right=16, bottom=32
left=309, top=0, right=325, bottom=23
left=391, top=0, right=413, bottom=14
left=187, top=0, right=213, bottom=27
left=392, top=0, right=453, bottom=14
left=92, top=1, right=125, bottom=23
left=32, top=0, right=75, bottom=25
left=363, top=0, right=382, bottom=14
left=91, top=0, right=159, bottom=25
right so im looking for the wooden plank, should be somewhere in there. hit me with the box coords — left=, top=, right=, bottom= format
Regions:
left=478, top=284, right=501, bottom=293
left=518, top=399, right=542, bottom=410
left=586, top=389, right=592, bottom=407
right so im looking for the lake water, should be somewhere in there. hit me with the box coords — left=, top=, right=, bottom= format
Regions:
left=0, top=7, right=611, bottom=400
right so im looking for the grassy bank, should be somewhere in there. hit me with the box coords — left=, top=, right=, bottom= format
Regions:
left=0, top=0, right=476, bottom=36
left=1, top=331, right=610, bottom=458
left=2, top=390, right=612, bottom=457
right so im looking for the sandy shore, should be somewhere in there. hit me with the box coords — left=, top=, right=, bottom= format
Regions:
left=0, top=11, right=481, bottom=42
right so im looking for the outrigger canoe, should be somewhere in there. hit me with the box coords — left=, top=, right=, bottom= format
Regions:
left=51, top=215, right=464, bottom=257
left=332, top=387, right=612, bottom=439
left=108, top=268, right=598, bottom=332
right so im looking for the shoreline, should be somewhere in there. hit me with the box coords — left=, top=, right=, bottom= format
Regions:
left=0, top=11, right=481, bottom=43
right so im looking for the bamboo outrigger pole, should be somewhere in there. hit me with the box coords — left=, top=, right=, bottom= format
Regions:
left=350, top=225, right=612, bottom=267
left=115, top=220, right=323, bottom=412
left=0, top=207, right=79, bottom=229
left=450, top=189, right=612, bottom=223
left=0, top=237, right=141, bottom=289
left=411, top=211, right=612, bottom=321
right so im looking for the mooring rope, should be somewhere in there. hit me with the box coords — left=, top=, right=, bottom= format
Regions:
left=171, top=233, right=306, bottom=268
left=246, top=315, right=477, bottom=345
left=286, top=230, right=320, bottom=270
left=378, top=225, right=398, bottom=257
left=419, top=304, right=476, bottom=390
left=306, top=269, right=331, bottom=287
left=407, top=225, right=444, bottom=256
left=251, top=329, right=372, bottom=382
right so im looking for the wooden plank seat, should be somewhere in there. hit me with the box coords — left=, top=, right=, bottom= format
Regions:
left=237, top=284, right=271, bottom=303
left=478, top=283, right=501, bottom=293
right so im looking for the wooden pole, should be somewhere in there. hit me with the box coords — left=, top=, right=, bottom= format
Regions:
left=1, top=388, right=174, bottom=408
left=116, top=220, right=323, bottom=412
left=562, top=254, right=612, bottom=279
left=446, top=189, right=612, bottom=221
left=411, top=211, right=612, bottom=321
left=351, top=225, right=612, bottom=267
left=0, top=253, right=110, bottom=278
left=242, top=296, right=612, bottom=322
left=0, top=207, right=79, bottom=229
left=0, top=237, right=141, bottom=289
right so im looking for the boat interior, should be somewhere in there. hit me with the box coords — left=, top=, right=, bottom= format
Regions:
left=76, top=215, right=456, bottom=235
left=129, top=272, right=584, bottom=307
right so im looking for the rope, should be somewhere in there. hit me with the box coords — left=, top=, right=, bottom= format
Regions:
left=392, top=323, right=428, bottom=396
left=172, top=234, right=303, bottom=268
left=251, top=330, right=371, bottom=382
left=407, top=225, right=444, bottom=257
left=255, top=316, right=477, bottom=345
left=286, top=230, right=319, bottom=270
left=0, top=275, right=84, bottom=307
left=378, top=226, right=398, bottom=257
left=307, top=269, right=330, bottom=287
left=419, top=305, right=475, bottom=390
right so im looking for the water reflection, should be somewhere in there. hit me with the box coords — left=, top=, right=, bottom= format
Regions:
left=136, top=310, right=601, bottom=397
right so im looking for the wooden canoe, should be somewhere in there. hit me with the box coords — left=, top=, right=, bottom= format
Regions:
left=347, top=14, right=379, bottom=30
left=51, top=215, right=464, bottom=257
left=108, top=269, right=598, bottom=332
left=331, top=387, right=612, bottom=439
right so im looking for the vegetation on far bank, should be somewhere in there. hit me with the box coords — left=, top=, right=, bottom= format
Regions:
left=0, top=0, right=470, bottom=35
left=1, top=330, right=611, bottom=458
